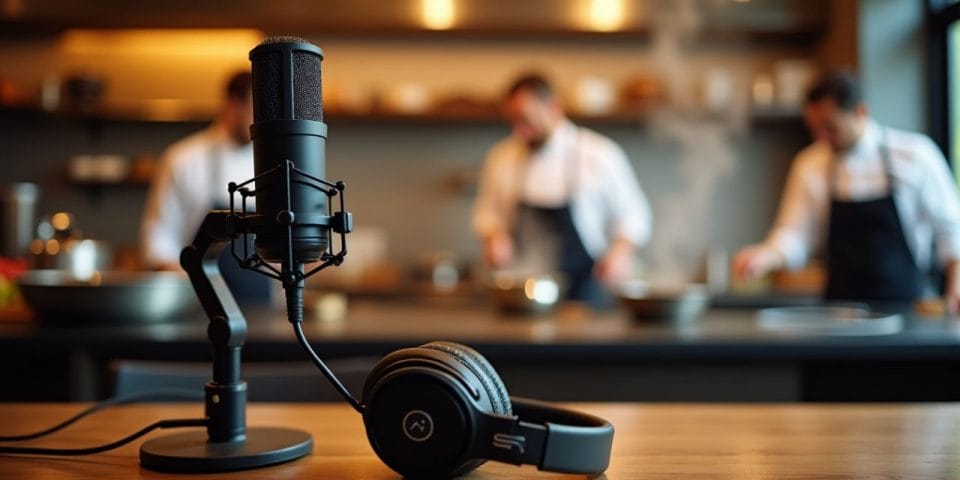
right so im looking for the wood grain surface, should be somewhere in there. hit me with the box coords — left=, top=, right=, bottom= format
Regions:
left=1, top=402, right=959, bottom=479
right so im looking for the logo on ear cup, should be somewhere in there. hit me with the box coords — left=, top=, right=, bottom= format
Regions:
left=492, top=433, right=526, bottom=454
left=401, top=410, right=434, bottom=442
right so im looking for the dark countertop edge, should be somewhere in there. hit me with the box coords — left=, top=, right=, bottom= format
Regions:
left=4, top=335, right=960, bottom=362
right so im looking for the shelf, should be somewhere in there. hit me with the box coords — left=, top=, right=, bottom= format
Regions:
left=0, top=104, right=214, bottom=124
left=0, top=104, right=803, bottom=128
left=324, top=107, right=803, bottom=126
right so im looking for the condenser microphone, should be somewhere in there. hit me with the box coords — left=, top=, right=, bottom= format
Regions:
left=244, top=37, right=358, bottom=410
left=248, top=37, right=329, bottom=266
left=140, top=37, right=354, bottom=474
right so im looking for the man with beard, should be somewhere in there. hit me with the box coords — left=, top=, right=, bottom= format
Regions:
left=734, top=72, right=960, bottom=311
left=473, top=73, right=652, bottom=309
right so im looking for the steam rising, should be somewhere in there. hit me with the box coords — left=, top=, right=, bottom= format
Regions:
left=644, top=0, right=744, bottom=286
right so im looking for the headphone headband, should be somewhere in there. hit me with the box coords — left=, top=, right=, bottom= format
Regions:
left=475, top=396, right=613, bottom=474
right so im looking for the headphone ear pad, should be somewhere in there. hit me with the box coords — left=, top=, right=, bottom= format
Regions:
left=420, top=341, right=512, bottom=415
left=360, top=347, right=491, bottom=479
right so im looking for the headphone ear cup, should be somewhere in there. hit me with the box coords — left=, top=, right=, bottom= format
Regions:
left=420, top=341, right=512, bottom=415
left=360, top=347, right=489, bottom=479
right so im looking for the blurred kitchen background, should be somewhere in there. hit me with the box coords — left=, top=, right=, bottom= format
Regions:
left=0, top=0, right=934, bottom=295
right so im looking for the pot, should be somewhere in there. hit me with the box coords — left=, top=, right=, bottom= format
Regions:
left=618, top=281, right=710, bottom=323
left=17, top=270, right=200, bottom=324
left=486, top=271, right=563, bottom=316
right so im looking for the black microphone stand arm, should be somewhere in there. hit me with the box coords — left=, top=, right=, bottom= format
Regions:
left=178, top=209, right=252, bottom=443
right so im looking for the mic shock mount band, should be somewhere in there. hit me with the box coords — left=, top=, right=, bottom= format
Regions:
left=227, top=159, right=353, bottom=288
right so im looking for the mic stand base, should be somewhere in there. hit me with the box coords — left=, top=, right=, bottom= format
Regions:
left=139, top=211, right=312, bottom=473
left=140, top=427, right=312, bottom=473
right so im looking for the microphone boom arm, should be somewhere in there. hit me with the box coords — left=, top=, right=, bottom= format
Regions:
left=179, top=210, right=250, bottom=443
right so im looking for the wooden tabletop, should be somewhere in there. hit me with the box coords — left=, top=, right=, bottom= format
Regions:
left=0, top=402, right=958, bottom=479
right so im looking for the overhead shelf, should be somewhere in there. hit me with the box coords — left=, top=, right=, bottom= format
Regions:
left=0, top=103, right=803, bottom=126
left=324, top=107, right=804, bottom=126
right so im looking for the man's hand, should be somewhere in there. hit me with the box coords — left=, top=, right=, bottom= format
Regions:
left=483, top=232, right=514, bottom=269
left=732, top=244, right=785, bottom=281
left=594, top=237, right=634, bottom=287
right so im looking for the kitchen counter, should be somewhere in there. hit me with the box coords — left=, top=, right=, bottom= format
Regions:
left=2, top=300, right=959, bottom=402
left=1, top=402, right=959, bottom=479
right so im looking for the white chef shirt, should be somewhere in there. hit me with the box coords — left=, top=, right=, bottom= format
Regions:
left=140, top=122, right=254, bottom=267
left=472, top=120, right=652, bottom=259
left=762, top=119, right=960, bottom=272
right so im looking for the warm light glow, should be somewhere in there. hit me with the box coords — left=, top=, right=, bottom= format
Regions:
left=59, top=29, right=264, bottom=56
left=422, top=0, right=456, bottom=30
left=588, top=0, right=625, bottom=32
left=51, top=212, right=71, bottom=231
left=29, top=239, right=43, bottom=255
left=53, top=28, right=263, bottom=119
left=139, top=99, right=197, bottom=121
left=524, top=278, right=560, bottom=305
left=1, top=0, right=25, bottom=18
left=45, top=239, right=60, bottom=256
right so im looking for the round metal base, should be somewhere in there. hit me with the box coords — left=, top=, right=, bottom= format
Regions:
left=140, top=427, right=313, bottom=473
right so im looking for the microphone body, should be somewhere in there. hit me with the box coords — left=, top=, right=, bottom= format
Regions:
left=249, top=38, right=328, bottom=264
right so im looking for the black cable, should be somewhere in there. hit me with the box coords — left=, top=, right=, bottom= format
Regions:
left=291, top=319, right=365, bottom=414
left=0, top=418, right=207, bottom=456
left=0, top=388, right=204, bottom=442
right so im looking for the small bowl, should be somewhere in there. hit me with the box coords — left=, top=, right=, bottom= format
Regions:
left=618, top=281, right=710, bottom=323
left=487, top=272, right=563, bottom=316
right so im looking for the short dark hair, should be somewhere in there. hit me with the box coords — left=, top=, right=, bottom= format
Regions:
left=225, top=71, right=252, bottom=102
left=805, top=71, right=862, bottom=111
left=505, top=73, right=555, bottom=101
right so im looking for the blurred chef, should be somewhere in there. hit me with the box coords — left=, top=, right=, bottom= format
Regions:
left=140, top=71, right=270, bottom=304
left=472, top=73, right=652, bottom=308
left=734, top=71, right=960, bottom=310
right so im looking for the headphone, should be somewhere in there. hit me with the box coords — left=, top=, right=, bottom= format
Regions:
left=359, top=340, right=614, bottom=479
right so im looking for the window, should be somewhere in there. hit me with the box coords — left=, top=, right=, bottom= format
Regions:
left=930, top=0, right=960, bottom=176
left=951, top=21, right=960, bottom=180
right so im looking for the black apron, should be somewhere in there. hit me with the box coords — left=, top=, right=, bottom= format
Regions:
left=824, top=130, right=924, bottom=303
left=512, top=131, right=612, bottom=309
left=209, top=143, right=273, bottom=306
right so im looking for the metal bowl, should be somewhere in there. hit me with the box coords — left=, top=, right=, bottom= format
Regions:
left=618, top=281, right=710, bottom=323
left=756, top=306, right=902, bottom=336
left=486, top=271, right=563, bottom=316
left=17, top=270, right=201, bottom=324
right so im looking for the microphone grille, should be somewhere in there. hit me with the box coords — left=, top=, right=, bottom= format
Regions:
left=252, top=50, right=282, bottom=123
left=294, top=50, right=322, bottom=122
left=262, top=35, right=310, bottom=44
left=250, top=37, right=323, bottom=123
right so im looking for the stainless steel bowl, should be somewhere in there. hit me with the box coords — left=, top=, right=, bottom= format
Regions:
left=618, top=281, right=710, bottom=323
left=17, top=270, right=201, bottom=324
left=487, top=271, right=563, bottom=316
